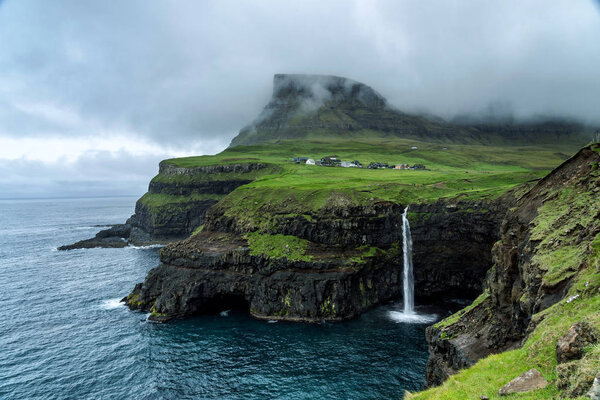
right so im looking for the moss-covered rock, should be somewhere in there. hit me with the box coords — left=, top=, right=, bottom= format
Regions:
left=415, top=145, right=600, bottom=399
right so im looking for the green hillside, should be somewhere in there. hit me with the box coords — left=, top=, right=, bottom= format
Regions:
left=147, top=138, right=580, bottom=218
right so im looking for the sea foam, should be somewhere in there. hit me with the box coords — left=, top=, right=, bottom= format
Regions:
left=387, top=311, right=437, bottom=324
left=100, top=298, right=125, bottom=310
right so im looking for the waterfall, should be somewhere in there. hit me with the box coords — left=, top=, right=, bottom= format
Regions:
left=388, top=207, right=437, bottom=323
left=402, top=206, right=414, bottom=314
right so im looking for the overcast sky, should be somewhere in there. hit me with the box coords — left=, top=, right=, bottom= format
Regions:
left=0, top=0, right=599, bottom=198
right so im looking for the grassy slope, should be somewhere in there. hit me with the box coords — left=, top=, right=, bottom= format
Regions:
left=138, top=138, right=583, bottom=237
left=410, top=150, right=600, bottom=400
left=411, top=251, right=600, bottom=400
left=159, top=138, right=578, bottom=214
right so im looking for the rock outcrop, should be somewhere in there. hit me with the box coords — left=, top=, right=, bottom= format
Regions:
left=410, top=200, right=508, bottom=299
left=556, top=322, right=599, bottom=364
left=498, top=369, right=548, bottom=396
left=424, top=145, right=600, bottom=389
left=126, top=230, right=403, bottom=322
left=58, top=224, right=132, bottom=250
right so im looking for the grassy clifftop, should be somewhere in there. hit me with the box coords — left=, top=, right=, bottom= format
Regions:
left=157, top=139, right=578, bottom=226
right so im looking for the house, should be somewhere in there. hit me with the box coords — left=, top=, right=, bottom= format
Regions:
left=367, top=162, right=389, bottom=169
left=306, top=159, right=315, bottom=165
left=292, top=157, right=309, bottom=164
left=394, top=164, right=410, bottom=170
left=320, top=155, right=341, bottom=166
left=411, top=146, right=418, bottom=150
left=340, top=160, right=361, bottom=168
left=412, top=164, right=426, bottom=170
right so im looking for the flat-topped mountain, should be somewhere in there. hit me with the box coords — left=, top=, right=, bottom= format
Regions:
left=229, top=74, right=456, bottom=146
left=229, top=74, right=591, bottom=147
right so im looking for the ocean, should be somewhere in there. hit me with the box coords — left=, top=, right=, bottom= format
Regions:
left=0, top=197, right=438, bottom=399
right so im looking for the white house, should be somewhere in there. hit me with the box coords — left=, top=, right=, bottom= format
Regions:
left=306, top=159, right=315, bottom=165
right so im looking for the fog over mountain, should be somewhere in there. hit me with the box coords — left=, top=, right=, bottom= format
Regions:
left=0, top=0, right=599, bottom=198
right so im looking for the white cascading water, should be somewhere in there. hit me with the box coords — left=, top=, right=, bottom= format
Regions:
left=402, top=206, right=414, bottom=314
left=387, top=207, right=437, bottom=323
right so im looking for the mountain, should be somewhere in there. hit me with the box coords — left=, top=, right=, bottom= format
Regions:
left=229, top=74, right=591, bottom=147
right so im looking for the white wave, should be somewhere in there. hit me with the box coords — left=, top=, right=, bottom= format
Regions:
left=126, top=244, right=164, bottom=250
left=220, top=310, right=230, bottom=317
left=100, top=298, right=125, bottom=310
left=387, top=311, right=437, bottom=324
left=267, top=320, right=278, bottom=324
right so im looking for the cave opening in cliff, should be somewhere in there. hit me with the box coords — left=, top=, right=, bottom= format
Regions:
left=193, top=294, right=250, bottom=316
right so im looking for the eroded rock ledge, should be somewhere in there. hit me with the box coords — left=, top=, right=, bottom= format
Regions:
left=126, top=230, right=403, bottom=322
left=125, top=198, right=509, bottom=323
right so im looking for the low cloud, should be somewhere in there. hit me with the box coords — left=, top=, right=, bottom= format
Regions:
left=0, top=150, right=165, bottom=198
left=0, top=0, right=599, bottom=196
left=1, top=0, right=599, bottom=148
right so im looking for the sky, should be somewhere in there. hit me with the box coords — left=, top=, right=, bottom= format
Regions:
left=0, top=1, right=599, bottom=198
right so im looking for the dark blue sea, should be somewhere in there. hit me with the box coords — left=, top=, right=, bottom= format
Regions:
left=0, top=197, right=442, bottom=400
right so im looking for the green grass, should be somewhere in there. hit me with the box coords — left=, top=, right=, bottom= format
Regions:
left=163, top=138, right=576, bottom=170
left=243, top=231, right=313, bottom=262
left=534, top=245, right=584, bottom=287
left=347, top=245, right=383, bottom=264
left=412, top=294, right=600, bottom=400
left=138, top=192, right=225, bottom=207
left=147, top=138, right=581, bottom=237
left=434, top=290, right=490, bottom=329
left=530, top=187, right=600, bottom=244
left=150, top=164, right=280, bottom=183
left=151, top=138, right=582, bottom=212
left=191, top=225, right=204, bottom=237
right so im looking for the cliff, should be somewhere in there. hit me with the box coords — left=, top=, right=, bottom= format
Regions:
left=124, top=195, right=509, bottom=322
left=414, top=143, right=600, bottom=399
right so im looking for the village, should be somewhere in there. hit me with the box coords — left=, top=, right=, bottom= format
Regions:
left=291, top=155, right=426, bottom=170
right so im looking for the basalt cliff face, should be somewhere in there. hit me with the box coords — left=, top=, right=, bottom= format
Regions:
left=126, top=162, right=272, bottom=239
left=423, top=145, right=600, bottom=396
left=125, top=196, right=509, bottom=322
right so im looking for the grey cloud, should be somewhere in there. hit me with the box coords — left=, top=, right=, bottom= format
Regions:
left=0, top=150, right=165, bottom=198
left=0, top=0, right=599, bottom=151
